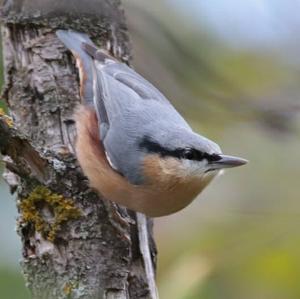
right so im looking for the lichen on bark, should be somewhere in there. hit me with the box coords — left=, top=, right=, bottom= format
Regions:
left=20, top=186, right=81, bottom=242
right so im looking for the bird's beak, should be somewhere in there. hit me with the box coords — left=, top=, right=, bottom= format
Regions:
left=209, top=154, right=248, bottom=170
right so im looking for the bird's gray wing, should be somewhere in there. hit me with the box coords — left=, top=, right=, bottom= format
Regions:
left=82, top=43, right=172, bottom=105
left=81, top=43, right=190, bottom=180
left=102, top=63, right=173, bottom=105
left=81, top=44, right=177, bottom=136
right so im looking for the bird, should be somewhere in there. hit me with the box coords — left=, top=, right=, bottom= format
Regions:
left=56, top=30, right=248, bottom=217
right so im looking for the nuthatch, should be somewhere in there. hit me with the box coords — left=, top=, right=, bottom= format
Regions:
left=56, top=30, right=248, bottom=217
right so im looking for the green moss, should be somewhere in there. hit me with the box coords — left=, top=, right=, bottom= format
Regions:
left=20, top=186, right=81, bottom=242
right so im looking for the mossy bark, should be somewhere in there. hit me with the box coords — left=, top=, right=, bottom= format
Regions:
left=0, top=1, right=157, bottom=298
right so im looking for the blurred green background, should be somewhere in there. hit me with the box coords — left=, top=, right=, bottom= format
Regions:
left=1, top=0, right=300, bottom=298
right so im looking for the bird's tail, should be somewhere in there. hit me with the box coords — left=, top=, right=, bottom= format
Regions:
left=56, top=30, right=95, bottom=106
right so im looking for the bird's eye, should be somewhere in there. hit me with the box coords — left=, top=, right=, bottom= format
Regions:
left=183, top=149, right=195, bottom=160
left=182, top=149, right=207, bottom=160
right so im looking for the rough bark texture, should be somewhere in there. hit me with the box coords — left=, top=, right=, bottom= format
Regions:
left=0, top=1, right=158, bottom=298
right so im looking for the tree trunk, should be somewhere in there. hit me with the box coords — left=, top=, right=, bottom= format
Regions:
left=0, top=1, right=158, bottom=298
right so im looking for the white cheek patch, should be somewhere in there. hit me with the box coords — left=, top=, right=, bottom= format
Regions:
left=158, top=157, right=220, bottom=179
left=181, top=159, right=208, bottom=177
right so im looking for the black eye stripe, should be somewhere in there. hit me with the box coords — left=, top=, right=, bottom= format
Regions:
left=139, top=136, right=221, bottom=162
left=182, top=148, right=221, bottom=161
left=183, top=149, right=195, bottom=160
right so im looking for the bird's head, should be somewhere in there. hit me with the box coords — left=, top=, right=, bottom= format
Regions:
left=139, top=128, right=248, bottom=183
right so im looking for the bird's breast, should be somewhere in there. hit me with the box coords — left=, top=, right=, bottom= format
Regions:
left=141, top=155, right=216, bottom=216
left=75, top=106, right=216, bottom=217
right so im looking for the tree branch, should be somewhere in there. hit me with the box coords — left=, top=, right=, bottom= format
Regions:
left=0, top=1, right=158, bottom=298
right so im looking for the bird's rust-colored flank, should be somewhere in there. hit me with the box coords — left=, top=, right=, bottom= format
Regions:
left=75, top=106, right=216, bottom=216
left=73, top=53, right=87, bottom=100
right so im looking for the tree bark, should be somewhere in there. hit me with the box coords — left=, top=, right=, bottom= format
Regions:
left=0, top=1, right=158, bottom=298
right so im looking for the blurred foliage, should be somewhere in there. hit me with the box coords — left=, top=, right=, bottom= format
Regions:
left=0, top=268, right=30, bottom=299
left=125, top=1, right=300, bottom=299
left=1, top=1, right=300, bottom=299
left=126, top=0, right=300, bottom=134
left=158, top=214, right=300, bottom=299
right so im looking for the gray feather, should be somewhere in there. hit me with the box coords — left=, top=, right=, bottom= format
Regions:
left=58, top=30, right=221, bottom=185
